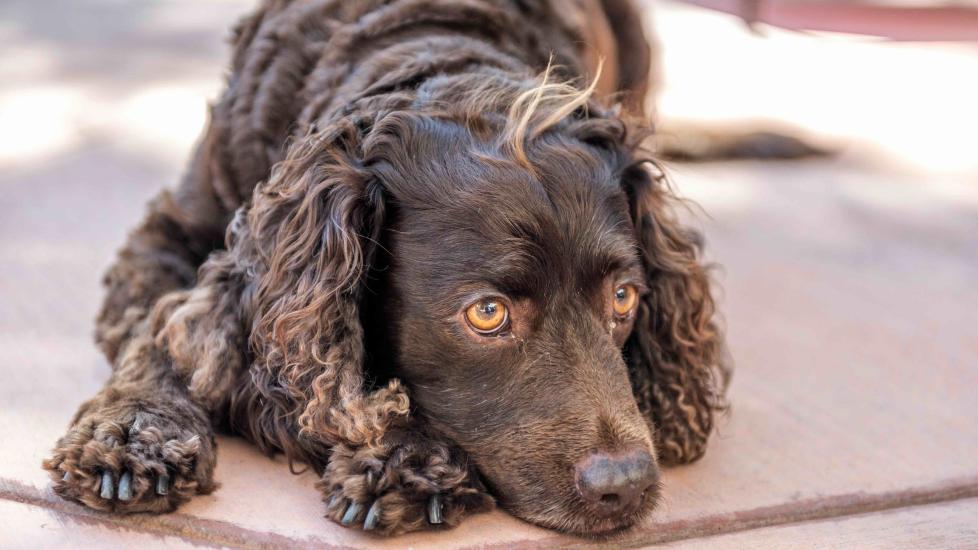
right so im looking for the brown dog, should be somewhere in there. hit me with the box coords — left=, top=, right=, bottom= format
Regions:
left=43, top=0, right=728, bottom=536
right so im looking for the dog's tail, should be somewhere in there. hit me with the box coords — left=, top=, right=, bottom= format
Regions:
left=653, top=119, right=834, bottom=162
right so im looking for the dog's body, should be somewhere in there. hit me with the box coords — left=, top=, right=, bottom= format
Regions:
left=45, top=0, right=727, bottom=536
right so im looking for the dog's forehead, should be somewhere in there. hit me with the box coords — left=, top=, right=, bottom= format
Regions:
left=386, top=126, right=637, bottom=291
left=392, top=130, right=623, bottom=229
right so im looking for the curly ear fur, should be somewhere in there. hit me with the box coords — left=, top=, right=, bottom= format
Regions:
left=238, top=117, right=411, bottom=468
left=622, top=159, right=730, bottom=466
left=153, top=116, right=411, bottom=471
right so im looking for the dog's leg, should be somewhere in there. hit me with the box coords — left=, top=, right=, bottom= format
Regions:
left=43, top=245, right=251, bottom=512
left=319, top=424, right=494, bottom=535
left=45, top=112, right=248, bottom=511
left=95, top=119, right=242, bottom=365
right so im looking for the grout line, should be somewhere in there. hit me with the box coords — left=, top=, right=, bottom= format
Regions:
left=4, top=474, right=978, bottom=549
left=470, top=475, right=978, bottom=549
left=625, top=477, right=978, bottom=547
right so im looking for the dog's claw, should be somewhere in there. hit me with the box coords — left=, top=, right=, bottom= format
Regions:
left=100, top=471, right=114, bottom=500
left=341, top=501, right=363, bottom=526
left=156, top=473, right=170, bottom=495
left=117, top=471, right=133, bottom=501
left=427, top=494, right=443, bottom=524
left=364, top=501, right=381, bottom=530
left=62, top=471, right=70, bottom=482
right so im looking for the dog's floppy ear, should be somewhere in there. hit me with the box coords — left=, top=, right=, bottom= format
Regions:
left=239, top=116, right=408, bottom=468
left=621, top=159, right=730, bottom=465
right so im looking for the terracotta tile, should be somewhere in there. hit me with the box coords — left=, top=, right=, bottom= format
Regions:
left=659, top=158, right=978, bottom=514
left=0, top=500, right=196, bottom=549
left=658, top=497, right=978, bottom=549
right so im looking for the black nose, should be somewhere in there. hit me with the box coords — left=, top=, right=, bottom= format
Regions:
left=574, top=446, right=659, bottom=517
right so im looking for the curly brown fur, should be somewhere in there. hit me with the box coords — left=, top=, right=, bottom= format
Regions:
left=45, top=0, right=728, bottom=537
left=319, top=427, right=494, bottom=535
left=621, top=159, right=731, bottom=465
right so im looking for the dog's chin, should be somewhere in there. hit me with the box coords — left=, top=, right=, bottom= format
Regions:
left=511, top=489, right=659, bottom=539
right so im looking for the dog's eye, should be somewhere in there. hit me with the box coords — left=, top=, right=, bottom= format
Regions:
left=612, top=285, right=638, bottom=317
left=465, top=299, right=509, bottom=334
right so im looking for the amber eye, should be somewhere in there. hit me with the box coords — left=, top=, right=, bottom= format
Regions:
left=465, top=299, right=509, bottom=334
left=612, top=285, right=638, bottom=317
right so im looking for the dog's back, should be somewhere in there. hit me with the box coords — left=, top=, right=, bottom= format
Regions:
left=200, top=0, right=649, bottom=213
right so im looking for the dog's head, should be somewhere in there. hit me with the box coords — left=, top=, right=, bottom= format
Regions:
left=243, top=71, right=725, bottom=535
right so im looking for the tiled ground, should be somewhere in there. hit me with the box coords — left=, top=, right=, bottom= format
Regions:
left=1, top=1, right=976, bottom=548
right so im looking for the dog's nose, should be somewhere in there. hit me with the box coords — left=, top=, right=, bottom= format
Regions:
left=574, top=446, right=658, bottom=516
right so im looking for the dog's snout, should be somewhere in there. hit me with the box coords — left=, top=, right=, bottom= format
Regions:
left=574, top=446, right=659, bottom=517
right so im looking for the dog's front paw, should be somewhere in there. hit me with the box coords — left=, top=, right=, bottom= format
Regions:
left=43, top=403, right=216, bottom=513
left=319, top=430, right=494, bottom=535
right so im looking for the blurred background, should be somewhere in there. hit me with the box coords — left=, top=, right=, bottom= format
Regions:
left=1, top=1, right=976, bottom=547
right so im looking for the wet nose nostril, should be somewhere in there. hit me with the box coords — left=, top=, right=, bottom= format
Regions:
left=574, top=446, right=658, bottom=517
